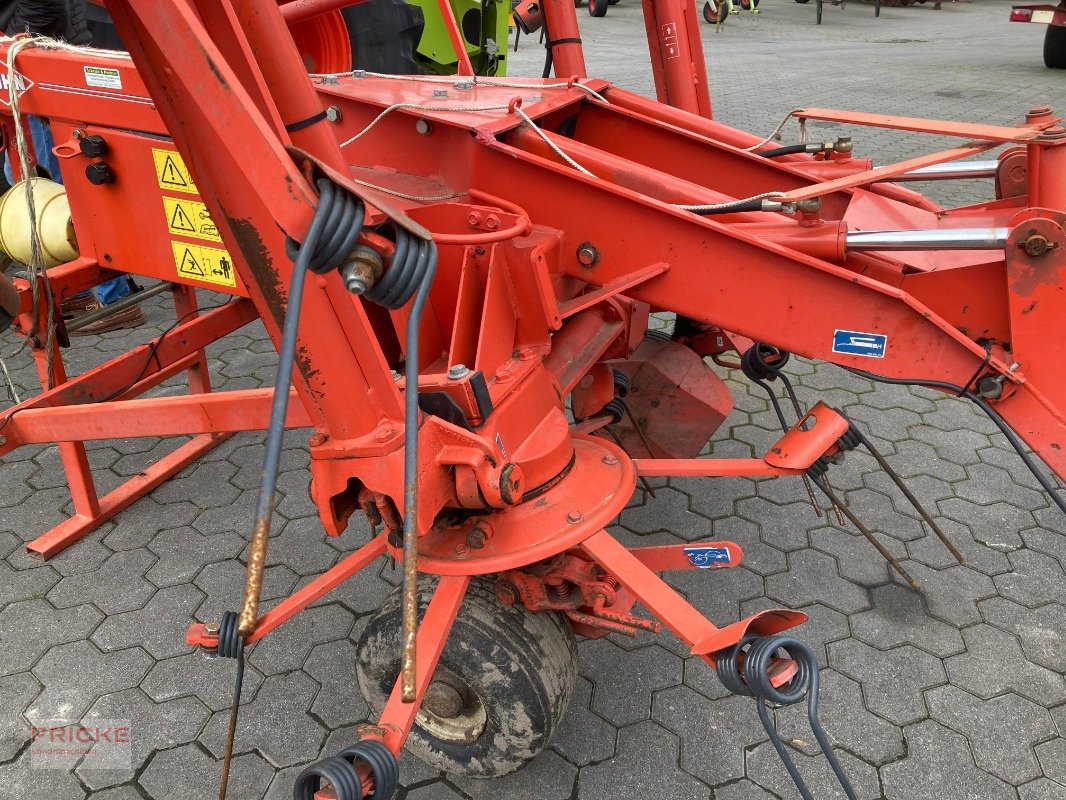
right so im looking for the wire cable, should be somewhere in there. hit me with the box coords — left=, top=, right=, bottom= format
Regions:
left=842, top=366, right=1066, bottom=517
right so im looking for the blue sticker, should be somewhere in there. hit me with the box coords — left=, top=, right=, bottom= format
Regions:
left=684, top=546, right=732, bottom=569
left=832, top=329, right=887, bottom=358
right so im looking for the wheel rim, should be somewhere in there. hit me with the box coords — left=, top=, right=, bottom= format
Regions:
left=416, top=669, right=488, bottom=745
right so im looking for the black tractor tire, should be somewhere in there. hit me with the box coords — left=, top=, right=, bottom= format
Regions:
left=608, top=0, right=622, bottom=5
left=356, top=577, right=578, bottom=778
left=342, top=0, right=425, bottom=75
left=1045, top=24, right=1066, bottom=69
left=794, top=0, right=810, bottom=4
left=588, top=0, right=610, bottom=17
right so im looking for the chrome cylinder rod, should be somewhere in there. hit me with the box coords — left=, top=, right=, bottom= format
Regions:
left=846, top=227, right=1009, bottom=251
left=885, top=160, right=999, bottom=182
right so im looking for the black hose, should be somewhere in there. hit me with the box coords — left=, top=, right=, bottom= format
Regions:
left=715, top=635, right=858, bottom=800
left=293, top=756, right=364, bottom=800
left=843, top=366, right=1066, bottom=517
left=758, top=142, right=818, bottom=159
left=689, top=197, right=768, bottom=215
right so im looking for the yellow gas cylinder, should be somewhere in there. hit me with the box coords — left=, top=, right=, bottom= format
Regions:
left=0, top=178, right=79, bottom=268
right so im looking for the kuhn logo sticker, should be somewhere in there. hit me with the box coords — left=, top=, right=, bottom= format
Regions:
left=0, top=71, right=33, bottom=106
left=683, top=546, right=732, bottom=569
left=832, top=329, right=887, bottom=358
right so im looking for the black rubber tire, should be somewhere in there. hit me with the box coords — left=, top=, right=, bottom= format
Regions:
left=588, top=0, right=610, bottom=17
left=794, top=0, right=810, bottom=4
left=356, top=577, right=578, bottom=778
left=1045, top=24, right=1066, bottom=69
left=342, top=0, right=425, bottom=75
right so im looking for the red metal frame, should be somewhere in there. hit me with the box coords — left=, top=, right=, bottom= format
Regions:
left=1, top=0, right=1065, bottom=787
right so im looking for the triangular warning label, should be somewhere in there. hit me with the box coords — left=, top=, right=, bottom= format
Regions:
left=178, top=248, right=205, bottom=277
left=160, top=155, right=188, bottom=188
left=169, top=203, right=197, bottom=233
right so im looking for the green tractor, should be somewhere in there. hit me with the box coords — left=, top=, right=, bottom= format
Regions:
left=341, top=0, right=512, bottom=76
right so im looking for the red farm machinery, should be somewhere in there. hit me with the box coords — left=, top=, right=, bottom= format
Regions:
left=1, top=0, right=1065, bottom=797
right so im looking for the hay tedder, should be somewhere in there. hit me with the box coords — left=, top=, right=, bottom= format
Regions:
left=1, top=0, right=1065, bottom=797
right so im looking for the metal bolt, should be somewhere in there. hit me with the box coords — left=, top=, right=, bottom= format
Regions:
left=602, top=454, right=618, bottom=465
left=576, top=242, right=600, bottom=267
left=433, top=89, right=449, bottom=99
left=448, top=363, right=470, bottom=380
left=341, top=246, right=383, bottom=295
left=325, top=105, right=342, bottom=122
left=321, top=75, right=339, bottom=85
left=455, top=80, right=475, bottom=90
left=204, top=622, right=220, bottom=635
left=975, top=374, right=1006, bottom=400
left=352, top=70, right=368, bottom=78
left=797, top=197, right=822, bottom=214
left=466, top=526, right=487, bottom=549
left=391, top=370, right=402, bottom=381
left=495, top=581, right=519, bottom=605
left=566, top=511, right=583, bottom=524
left=375, top=426, right=394, bottom=443
left=1023, top=235, right=1050, bottom=257
left=1009, top=362, right=1021, bottom=372
left=415, top=119, right=433, bottom=136
left=309, top=433, right=327, bottom=447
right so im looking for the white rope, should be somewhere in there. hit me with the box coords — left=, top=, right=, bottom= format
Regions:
left=0, top=353, right=19, bottom=404
left=512, top=105, right=594, bottom=176
left=339, top=101, right=510, bottom=148
left=0, top=34, right=130, bottom=60
left=674, top=191, right=786, bottom=213
left=742, top=108, right=809, bottom=151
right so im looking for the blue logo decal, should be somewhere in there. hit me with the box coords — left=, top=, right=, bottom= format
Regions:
left=832, top=329, right=887, bottom=358
left=684, top=546, right=732, bottom=569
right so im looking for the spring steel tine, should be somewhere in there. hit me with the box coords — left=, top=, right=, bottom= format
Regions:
left=606, top=426, right=657, bottom=498
left=813, top=476, right=920, bottom=591
left=850, top=427, right=965, bottom=564
left=622, top=399, right=658, bottom=460
left=803, top=474, right=825, bottom=517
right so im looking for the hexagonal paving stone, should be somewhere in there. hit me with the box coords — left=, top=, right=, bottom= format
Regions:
left=582, top=638, right=683, bottom=727
left=46, top=549, right=159, bottom=615
left=0, top=672, right=41, bottom=761
left=994, top=549, right=1066, bottom=608
left=766, top=550, right=870, bottom=615
left=138, top=742, right=272, bottom=800
left=945, top=624, right=1066, bottom=707
left=1018, top=777, right=1066, bottom=800
left=829, top=640, right=945, bottom=726
left=889, top=562, right=996, bottom=628
left=142, top=649, right=265, bottom=713
left=0, top=750, right=88, bottom=799
left=200, top=671, right=328, bottom=768
left=1034, top=737, right=1066, bottom=786
left=146, top=526, right=245, bottom=588
left=745, top=738, right=881, bottom=800
left=550, top=676, right=617, bottom=768
left=76, top=687, right=211, bottom=789
left=0, top=598, right=103, bottom=676
left=849, top=583, right=965, bottom=657
left=303, top=638, right=368, bottom=730
left=91, top=583, right=206, bottom=660
left=774, top=669, right=905, bottom=767
left=881, top=720, right=1016, bottom=800
left=452, top=750, right=577, bottom=800
left=246, top=603, right=354, bottom=676
left=979, top=597, right=1066, bottom=673
left=28, top=640, right=153, bottom=725
left=926, top=685, right=1056, bottom=785
left=577, top=721, right=709, bottom=800
left=652, top=686, right=764, bottom=786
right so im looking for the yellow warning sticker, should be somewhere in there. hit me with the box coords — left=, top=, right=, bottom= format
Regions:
left=171, top=241, right=237, bottom=288
left=152, top=148, right=197, bottom=194
left=162, top=196, right=221, bottom=243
